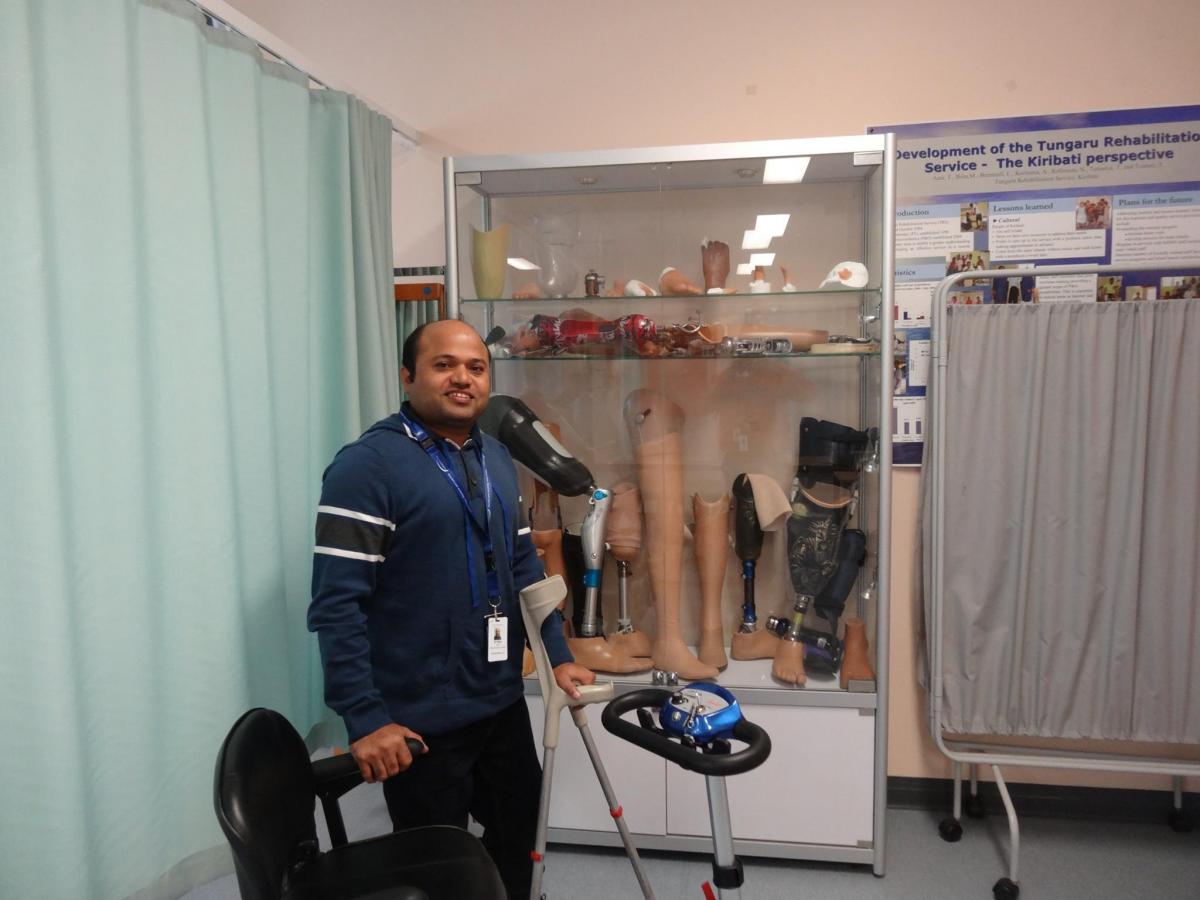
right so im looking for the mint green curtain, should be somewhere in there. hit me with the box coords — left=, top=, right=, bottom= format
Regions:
left=0, top=1, right=397, bottom=897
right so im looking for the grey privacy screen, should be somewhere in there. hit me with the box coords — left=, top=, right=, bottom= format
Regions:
left=924, top=299, right=1200, bottom=743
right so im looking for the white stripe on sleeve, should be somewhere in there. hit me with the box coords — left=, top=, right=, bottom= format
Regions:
left=317, top=505, right=396, bottom=530
left=315, top=545, right=386, bottom=563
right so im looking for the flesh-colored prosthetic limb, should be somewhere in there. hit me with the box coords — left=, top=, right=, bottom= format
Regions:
left=692, top=493, right=730, bottom=670
left=605, top=482, right=653, bottom=658
left=522, top=576, right=652, bottom=900
left=624, top=389, right=719, bottom=681
left=839, top=617, right=874, bottom=688
left=659, top=266, right=703, bottom=296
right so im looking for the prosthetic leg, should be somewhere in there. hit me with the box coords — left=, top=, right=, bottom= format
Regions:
left=624, top=389, right=719, bottom=681
left=521, top=576, right=654, bottom=900
left=606, top=482, right=654, bottom=658
left=692, top=493, right=729, bottom=670
left=769, top=419, right=870, bottom=685
left=567, top=493, right=653, bottom=674
left=729, top=474, right=791, bottom=661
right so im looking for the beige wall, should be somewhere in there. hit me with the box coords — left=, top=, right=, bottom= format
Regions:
left=230, top=0, right=1200, bottom=791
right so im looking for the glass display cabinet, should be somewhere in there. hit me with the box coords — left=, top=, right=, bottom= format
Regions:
left=444, top=135, right=895, bottom=872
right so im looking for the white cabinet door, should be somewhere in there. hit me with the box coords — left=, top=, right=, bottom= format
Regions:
left=666, top=705, right=875, bottom=847
left=526, top=697, right=667, bottom=835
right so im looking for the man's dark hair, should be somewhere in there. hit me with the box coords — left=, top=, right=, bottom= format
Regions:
left=401, top=321, right=491, bottom=379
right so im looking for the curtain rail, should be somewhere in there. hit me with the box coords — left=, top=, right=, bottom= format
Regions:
left=186, top=0, right=421, bottom=147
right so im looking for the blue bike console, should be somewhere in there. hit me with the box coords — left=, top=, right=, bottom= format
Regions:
left=659, top=682, right=743, bottom=744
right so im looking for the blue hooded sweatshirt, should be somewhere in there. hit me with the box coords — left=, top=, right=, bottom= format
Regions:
left=308, top=402, right=572, bottom=742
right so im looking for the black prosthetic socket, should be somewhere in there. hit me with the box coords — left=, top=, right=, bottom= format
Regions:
left=796, top=417, right=873, bottom=490
left=478, top=395, right=594, bottom=497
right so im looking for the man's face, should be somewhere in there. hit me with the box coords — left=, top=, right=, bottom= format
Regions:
left=402, top=322, right=491, bottom=435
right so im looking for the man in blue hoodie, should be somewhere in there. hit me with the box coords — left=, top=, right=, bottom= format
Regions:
left=309, top=319, right=594, bottom=898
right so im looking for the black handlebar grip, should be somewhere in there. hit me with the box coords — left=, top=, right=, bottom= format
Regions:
left=732, top=474, right=764, bottom=562
left=601, top=689, right=771, bottom=777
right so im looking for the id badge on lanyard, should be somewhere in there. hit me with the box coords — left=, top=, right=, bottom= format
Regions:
left=400, top=411, right=510, bottom=662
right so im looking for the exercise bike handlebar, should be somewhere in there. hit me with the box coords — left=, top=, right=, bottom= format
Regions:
left=601, top=688, right=771, bottom=777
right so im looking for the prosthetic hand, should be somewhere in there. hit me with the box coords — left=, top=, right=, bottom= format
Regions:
left=770, top=418, right=871, bottom=685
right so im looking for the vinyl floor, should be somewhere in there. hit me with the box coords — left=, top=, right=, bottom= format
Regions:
left=189, top=779, right=1200, bottom=900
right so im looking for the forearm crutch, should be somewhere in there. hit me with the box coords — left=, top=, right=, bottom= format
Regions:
left=520, top=575, right=654, bottom=900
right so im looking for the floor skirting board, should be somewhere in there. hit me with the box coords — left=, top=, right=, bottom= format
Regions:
left=888, top=775, right=1199, bottom=824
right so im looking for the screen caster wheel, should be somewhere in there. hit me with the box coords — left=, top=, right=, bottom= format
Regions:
left=1167, top=808, right=1193, bottom=833
left=965, top=794, right=986, bottom=819
left=938, top=817, right=963, bottom=842
left=992, top=876, right=1019, bottom=900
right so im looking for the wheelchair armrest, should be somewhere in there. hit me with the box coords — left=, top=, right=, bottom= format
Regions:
left=310, top=740, right=425, bottom=848
left=311, top=754, right=362, bottom=848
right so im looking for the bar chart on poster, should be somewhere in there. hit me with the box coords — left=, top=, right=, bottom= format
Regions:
left=870, top=106, right=1200, bottom=465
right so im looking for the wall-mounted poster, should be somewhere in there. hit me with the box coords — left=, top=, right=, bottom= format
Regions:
left=871, top=105, right=1200, bottom=465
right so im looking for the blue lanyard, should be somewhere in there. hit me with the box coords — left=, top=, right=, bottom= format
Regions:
left=399, top=410, right=510, bottom=608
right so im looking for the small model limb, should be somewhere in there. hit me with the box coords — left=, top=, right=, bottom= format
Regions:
left=512, top=281, right=543, bottom=299
left=701, top=239, right=731, bottom=293
left=659, top=267, right=703, bottom=296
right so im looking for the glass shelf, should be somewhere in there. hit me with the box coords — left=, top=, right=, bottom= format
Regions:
left=494, top=348, right=880, bottom=361
left=462, top=287, right=881, bottom=305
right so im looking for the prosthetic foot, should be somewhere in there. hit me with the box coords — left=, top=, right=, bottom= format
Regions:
left=840, top=618, right=875, bottom=688
left=693, top=493, right=729, bottom=670
left=771, top=418, right=871, bottom=686
left=606, top=482, right=653, bottom=658
left=624, top=389, right=719, bottom=681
